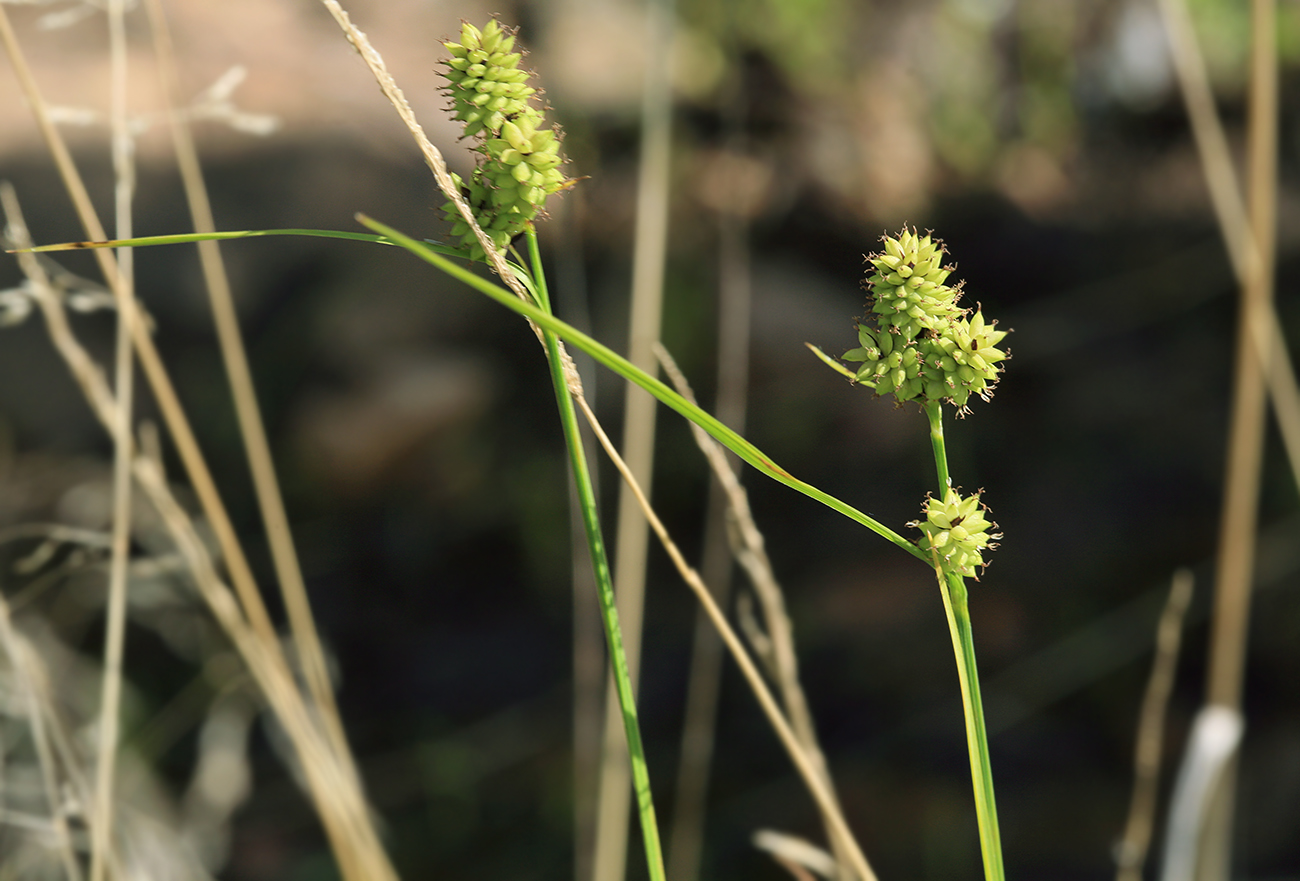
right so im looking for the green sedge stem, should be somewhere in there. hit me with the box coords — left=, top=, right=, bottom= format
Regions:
left=925, top=403, right=1004, bottom=881
left=925, top=400, right=951, bottom=490
left=936, top=570, right=1005, bottom=881
left=359, top=216, right=927, bottom=566
left=35, top=219, right=920, bottom=561
left=524, top=226, right=551, bottom=313
left=526, top=228, right=666, bottom=881
left=48, top=218, right=921, bottom=565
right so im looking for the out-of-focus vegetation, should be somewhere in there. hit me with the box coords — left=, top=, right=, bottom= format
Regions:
left=1, top=0, right=1298, bottom=880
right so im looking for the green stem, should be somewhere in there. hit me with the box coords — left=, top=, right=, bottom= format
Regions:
left=526, top=229, right=666, bottom=881
left=924, top=403, right=1004, bottom=881
left=925, top=400, right=951, bottom=491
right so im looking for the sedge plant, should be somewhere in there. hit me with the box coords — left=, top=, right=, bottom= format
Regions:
left=13, top=15, right=1014, bottom=881
left=813, top=228, right=1010, bottom=880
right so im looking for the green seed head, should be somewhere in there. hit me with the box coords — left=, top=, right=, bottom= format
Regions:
left=828, top=228, right=1009, bottom=412
left=440, top=19, right=571, bottom=260
left=910, top=488, right=1001, bottom=579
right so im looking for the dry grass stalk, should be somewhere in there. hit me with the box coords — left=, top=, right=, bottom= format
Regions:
left=1158, top=0, right=1300, bottom=487
left=0, top=591, right=85, bottom=881
left=0, top=3, right=286, bottom=666
left=1114, top=569, right=1194, bottom=881
left=89, top=1, right=140, bottom=877
left=655, top=343, right=858, bottom=878
left=571, top=395, right=878, bottom=881
left=1157, top=0, right=1281, bottom=877
left=3, top=182, right=396, bottom=881
left=141, top=0, right=348, bottom=767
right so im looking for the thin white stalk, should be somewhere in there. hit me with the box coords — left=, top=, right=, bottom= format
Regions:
left=90, top=1, right=136, bottom=878
left=1159, top=706, right=1244, bottom=881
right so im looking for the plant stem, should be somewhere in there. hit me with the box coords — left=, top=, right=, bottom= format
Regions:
left=925, top=400, right=951, bottom=490
left=527, top=229, right=666, bottom=881
left=925, top=402, right=1004, bottom=881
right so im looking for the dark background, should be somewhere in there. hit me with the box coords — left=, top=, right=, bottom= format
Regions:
left=1, top=0, right=1298, bottom=879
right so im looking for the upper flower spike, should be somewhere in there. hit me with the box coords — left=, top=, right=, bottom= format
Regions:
left=837, top=228, right=1009, bottom=411
left=440, top=19, right=570, bottom=260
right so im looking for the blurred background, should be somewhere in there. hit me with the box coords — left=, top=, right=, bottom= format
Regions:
left=1, top=0, right=1299, bottom=879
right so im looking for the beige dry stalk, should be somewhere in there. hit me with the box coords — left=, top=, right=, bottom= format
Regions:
left=1158, top=0, right=1300, bottom=487
left=1115, top=570, right=1194, bottom=881
left=0, top=2, right=286, bottom=668
left=572, top=395, right=878, bottom=881
left=1157, top=0, right=1280, bottom=877
left=3, top=186, right=397, bottom=881
left=655, top=342, right=859, bottom=879
left=141, top=0, right=350, bottom=771
left=0, top=591, right=84, bottom=881
left=89, top=2, right=138, bottom=877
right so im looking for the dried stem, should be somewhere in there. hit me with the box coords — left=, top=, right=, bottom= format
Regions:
left=1115, top=570, right=1195, bottom=881
left=142, top=0, right=350, bottom=768
left=573, top=395, right=878, bottom=881
left=3, top=184, right=397, bottom=881
left=89, top=1, right=137, bottom=877
left=1158, top=0, right=1300, bottom=489
left=655, top=343, right=855, bottom=871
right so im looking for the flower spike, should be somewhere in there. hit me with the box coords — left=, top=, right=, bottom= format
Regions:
left=834, top=228, right=1009, bottom=411
left=440, top=19, right=570, bottom=260
left=910, top=488, right=1002, bottom=579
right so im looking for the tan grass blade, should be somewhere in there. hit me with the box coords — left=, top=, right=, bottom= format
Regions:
left=3, top=185, right=397, bottom=881
left=0, top=3, right=286, bottom=665
left=0, top=592, right=84, bottom=881
left=1156, top=0, right=1279, bottom=877
left=1157, top=0, right=1300, bottom=487
left=140, top=0, right=349, bottom=767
